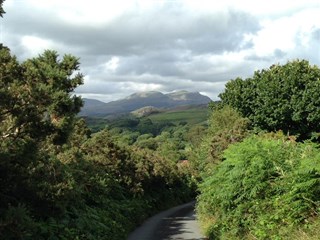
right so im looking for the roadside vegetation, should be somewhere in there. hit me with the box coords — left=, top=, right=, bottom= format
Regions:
left=196, top=60, right=320, bottom=239
left=0, top=46, right=196, bottom=240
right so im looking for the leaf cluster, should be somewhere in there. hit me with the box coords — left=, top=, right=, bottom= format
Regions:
left=219, top=60, right=320, bottom=141
left=197, top=133, right=320, bottom=239
left=188, top=106, right=250, bottom=175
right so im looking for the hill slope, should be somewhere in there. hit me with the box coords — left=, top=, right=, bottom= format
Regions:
left=147, top=105, right=209, bottom=125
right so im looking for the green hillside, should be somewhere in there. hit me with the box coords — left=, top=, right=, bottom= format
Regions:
left=84, top=105, right=209, bottom=133
left=145, top=106, right=209, bottom=125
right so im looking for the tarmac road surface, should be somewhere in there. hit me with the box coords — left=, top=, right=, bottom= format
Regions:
left=127, top=201, right=207, bottom=240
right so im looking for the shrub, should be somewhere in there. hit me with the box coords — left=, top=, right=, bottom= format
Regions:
left=197, top=133, right=320, bottom=239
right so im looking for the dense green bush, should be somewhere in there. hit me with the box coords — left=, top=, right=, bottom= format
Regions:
left=0, top=125, right=195, bottom=240
left=219, top=60, right=320, bottom=141
left=189, top=106, right=250, bottom=175
left=197, top=133, right=320, bottom=239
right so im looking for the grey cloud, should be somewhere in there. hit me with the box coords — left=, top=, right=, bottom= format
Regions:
left=114, top=50, right=186, bottom=77
left=312, top=28, right=320, bottom=41
left=4, top=3, right=260, bottom=56
left=288, top=27, right=320, bottom=65
left=245, top=49, right=287, bottom=62
left=274, top=49, right=286, bottom=58
left=78, top=77, right=224, bottom=102
left=5, top=1, right=316, bottom=103
left=76, top=80, right=120, bottom=95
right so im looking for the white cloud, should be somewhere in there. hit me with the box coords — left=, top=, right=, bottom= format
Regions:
left=253, top=18, right=296, bottom=56
left=21, top=36, right=54, bottom=56
left=184, top=0, right=319, bottom=16
left=251, top=7, right=320, bottom=57
left=26, top=0, right=134, bottom=26
left=120, top=81, right=162, bottom=93
left=105, top=57, right=120, bottom=72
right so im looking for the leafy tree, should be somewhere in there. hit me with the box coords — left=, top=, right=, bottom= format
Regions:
left=0, top=46, right=84, bottom=238
left=0, top=47, right=83, bottom=146
left=117, top=130, right=140, bottom=146
left=135, top=137, right=158, bottom=150
left=219, top=60, right=320, bottom=140
left=109, top=117, right=140, bottom=129
left=186, top=124, right=207, bottom=147
left=0, top=0, right=5, bottom=17
left=189, top=106, right=250, bottom=174
left=82, top=130, right=138, bottom=191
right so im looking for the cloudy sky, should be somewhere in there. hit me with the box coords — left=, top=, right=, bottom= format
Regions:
left=1, top=0, right=319, bottom=102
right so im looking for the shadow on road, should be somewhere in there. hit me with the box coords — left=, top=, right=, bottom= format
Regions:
left=155, top=204, right=207, bottom=240
left=127, top=201, right=207, bottom=240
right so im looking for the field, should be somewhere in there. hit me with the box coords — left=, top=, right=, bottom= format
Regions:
left=147, top=107, right=209, bottom=125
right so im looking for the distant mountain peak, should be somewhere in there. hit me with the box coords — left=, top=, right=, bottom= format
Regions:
left=126, top=91, right=164, bottom=100
left=170, top=90, right=189, bottom=94
left=166, top=90, right=209, bottom=101
left=83, top=98, right=107, bottom=107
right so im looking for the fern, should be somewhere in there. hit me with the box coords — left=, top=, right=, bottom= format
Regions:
left=197, top=133, right=320, bottom=239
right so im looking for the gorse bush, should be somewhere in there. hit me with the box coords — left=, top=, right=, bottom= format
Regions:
left=189, top=106, right=250, bottom=176
left=197, top=133, right=320, bottom=239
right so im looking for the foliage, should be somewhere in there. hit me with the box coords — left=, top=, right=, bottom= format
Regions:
left=82, top=116, right=110, bottom=133
left=219, top=60, right=320, bottom=141
left=0, top=0, right=5, bottom=17
left=0, top=47, right=83, bottom=144
left=189, top=106, right=250, bottom=175
left=96, top=113, right=208, bottom=166
left=0, top=46, right=196, bottom=239
left=84, top=105, right=209, bottom=134
left=148, top=107, right=209, bottom=125
left=197, top=133, right=320, bottom=239
left=0, top=46, right=83, bottom=239
left=0, top=46, right=83, bottom=211
left=103, top=116, right=175, bottom=136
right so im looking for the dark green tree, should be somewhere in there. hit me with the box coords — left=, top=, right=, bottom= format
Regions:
left=0, top=0, right=5, bottom=17
left=0, top=47, right=83, bottom=145
left=0, top=46, right=84, bottom=238
left=22, top=50, right=83, bottom=144
left=219, top=60, right=320, bottom=140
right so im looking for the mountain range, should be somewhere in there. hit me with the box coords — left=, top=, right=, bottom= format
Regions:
left=80, top=90, right=212, bottom=117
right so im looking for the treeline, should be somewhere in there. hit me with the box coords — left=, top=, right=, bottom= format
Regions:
left=195, top=60, right=320, bottom=239
left=86, top=116, right=175, bottom=136
left=0, top=46, right=195, bottom=239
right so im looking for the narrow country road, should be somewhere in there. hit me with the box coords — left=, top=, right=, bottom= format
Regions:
left=127, top=201, right=207, bottom=240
